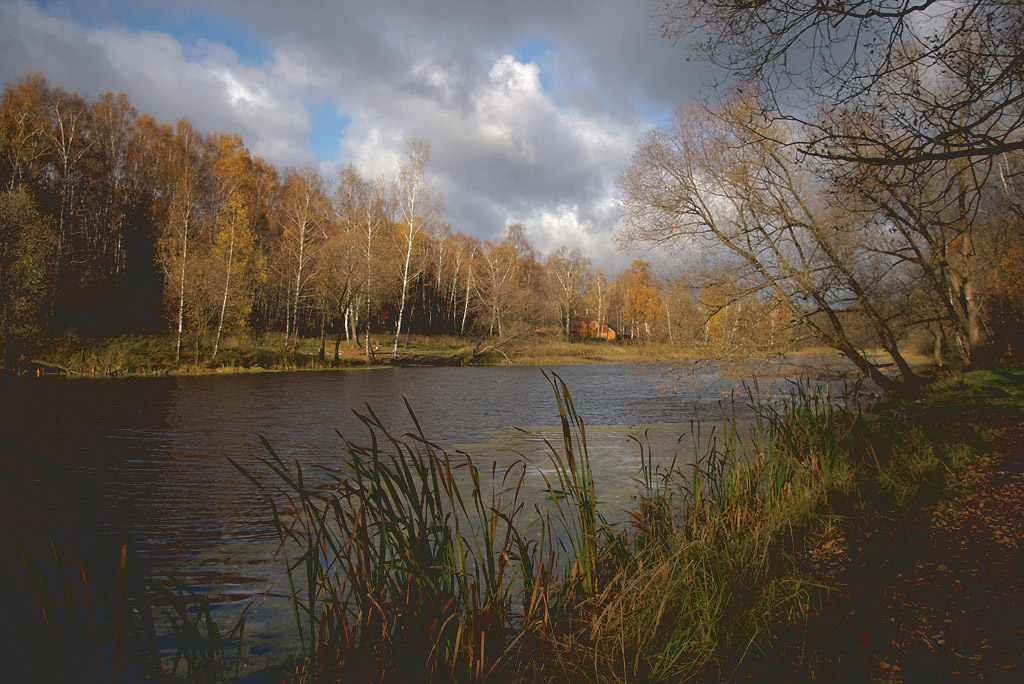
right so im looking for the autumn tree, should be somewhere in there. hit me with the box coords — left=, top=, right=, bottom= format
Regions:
left=45, top=87, right=93, bottom=290
left=0, top=74, right=50, bottom=193
left=1, top=188, right=56, bottom=369
left=660, top=272, right=701, bottom=345
left=389, top=139, right=434, bottom=357
left=87, top=91, right=139, bottom=280
left=475, top=237, right=522, bottom=338
left=657, top=0, right=1024, bottom=368
left=544, top=246, right=591, bottom=339
left=473, top=224, right=550, bottom=338
left=151, top=119, right=210, bottom=363
left=618, top=260, right=662, bottom=341
left=584, top=267, right=609, bottom=331
left=274, top=166, right=331, bottom=348
left=422, top=223, right=473, bottom=333
left=335, top=165, right=394, bottom=360
left=204, top=134, right=266, bottom=360
left=454, top=232, right=481, bottom=335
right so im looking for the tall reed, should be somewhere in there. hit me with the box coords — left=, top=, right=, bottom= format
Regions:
left=233, top=400, right=553, bottom=681
left=544, top=380, right=868, bottom=683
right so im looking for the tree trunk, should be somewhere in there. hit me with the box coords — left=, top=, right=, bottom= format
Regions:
left=393, top=223, right=414, bottom=360
left=933, top=322, right=945, bottom=368
left=175, top=216, right=189, bottom=364
left=288, top=224, right=307, bottom=349
left=212, top=224, right=235, bottom=361
left=460, top=269, right=473, bottom=335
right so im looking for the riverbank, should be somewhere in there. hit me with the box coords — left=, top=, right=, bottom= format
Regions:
left=733, top=368, right=1024, bottom=682
left=10, top=331, right=744, bottom=377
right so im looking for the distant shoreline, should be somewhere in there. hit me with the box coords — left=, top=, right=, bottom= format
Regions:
left=8, top=331, right=926, bottom=381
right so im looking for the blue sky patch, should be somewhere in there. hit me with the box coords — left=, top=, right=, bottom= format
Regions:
left=36, top=0, right=271, bottom=67
left=172, top=15, right=271, bottom=67
left=306, top=101, right=351, bottom=161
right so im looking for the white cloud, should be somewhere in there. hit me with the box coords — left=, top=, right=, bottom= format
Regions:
left=0, top=0, right=314, bottom=166
left=0, top=0, right=704, bottom=273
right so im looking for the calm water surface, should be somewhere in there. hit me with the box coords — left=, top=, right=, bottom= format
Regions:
left=0, top=362, right=807, bottom=671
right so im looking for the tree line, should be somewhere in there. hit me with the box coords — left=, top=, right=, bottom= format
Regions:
left=3, top=73, right=784, bottom=371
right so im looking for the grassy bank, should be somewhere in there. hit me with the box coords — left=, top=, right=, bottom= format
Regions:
left=13, top=332, right=708, bottom=377
left=6, top=366, right=1019, bottom=682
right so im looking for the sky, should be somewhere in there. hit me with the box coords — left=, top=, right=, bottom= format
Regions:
left=0, top=0, right=718, bottom=273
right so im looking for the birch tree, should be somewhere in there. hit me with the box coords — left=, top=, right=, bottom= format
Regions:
left=392, top=138, right=436, bottom=359
left=544, top=246, right=591, bottom=339
left=206, top=134, right=263, bottom=360
left=154, top=120, right=208, bottom=363
left=336, top=165, right=393, bottom=360
left=275, top=166, right=330, bottom=348
left=45, top=87, right=93, bottom=287
left=89, top=91, right=138, bottom=277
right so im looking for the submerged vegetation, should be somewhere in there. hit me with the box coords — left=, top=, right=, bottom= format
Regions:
left=4, top=366, right=1020, bottom=682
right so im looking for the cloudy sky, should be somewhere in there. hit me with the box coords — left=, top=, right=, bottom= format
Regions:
left=0, top=0, right=716, bottom=272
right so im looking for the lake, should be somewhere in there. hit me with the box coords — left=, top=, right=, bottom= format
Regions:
left=0, top=361, right=815, bottom=675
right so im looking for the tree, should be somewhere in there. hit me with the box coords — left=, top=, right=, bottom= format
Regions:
left=0, top=188, right=56, bottom=369
left=152, top=120, right=209, bottom=363
left=454, top=232, right=481, bottom=335
left=475, top=238, right=522, bottom=338
left=205, top=134, right=264, bottom=360
left=656, top=0, right=1024, bottom=370
left=0, top=74, right=51, bottom=193
left=45, top=86, right=93, bottom=289
left=544, top=246, right=591, bottom=339
left=584, top=267, right=609, bottom=331
left=619, top=260, right=662, bottom=341
left=274, top=166, right=331, bottom=348
left=619, top=97, right=921, bottom=389
left=658, top=1, right=1024, bottom=167
left=392, top=138, right=436, bottom=359
left=336, top=165, right=394, bottom=360
left=660, top=272, right=701, bottom=345
left=88, top=91, right=139, bottom=279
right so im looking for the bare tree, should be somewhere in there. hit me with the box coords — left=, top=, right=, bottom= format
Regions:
left=658, top=1, right=1024, bottom=166
left=659, top=2, right=1024, bottom=366
left=620, top=97, right=921, bottom=389
left=475, top=238, right=522, bottom=338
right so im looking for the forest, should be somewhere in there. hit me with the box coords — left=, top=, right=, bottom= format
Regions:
left=1, top=73, right=753, bottom=374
